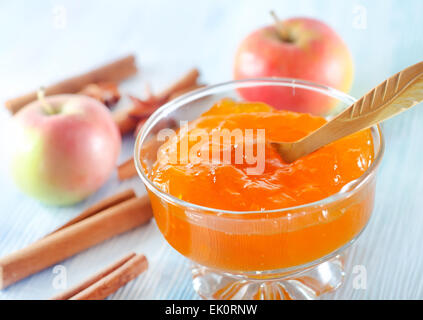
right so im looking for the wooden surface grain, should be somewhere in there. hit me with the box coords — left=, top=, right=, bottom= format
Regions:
left=0, top=0, right=422, bottom=299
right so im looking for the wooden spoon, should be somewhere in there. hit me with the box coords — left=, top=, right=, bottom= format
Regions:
left=272, top=61, right=423, bottom=163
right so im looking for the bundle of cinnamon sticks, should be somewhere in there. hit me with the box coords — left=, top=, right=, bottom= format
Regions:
left=5, top=54, right=204, bottom=138
left=52, top=252, right=148, bottom=300
left=5, top=55, right=137, bottom=115
left=114, top=67, right=203, bottom=136
left=114, top=68, right=204, bottom=180
left=0, top=189, right=152, bottom=299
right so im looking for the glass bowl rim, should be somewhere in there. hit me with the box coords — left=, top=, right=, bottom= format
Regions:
left=134, top=77, right=385, bottom=215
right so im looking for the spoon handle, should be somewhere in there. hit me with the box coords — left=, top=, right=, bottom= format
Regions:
left=295, top=61, right=423, bottom=156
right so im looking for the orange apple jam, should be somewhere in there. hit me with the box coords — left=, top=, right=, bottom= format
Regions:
left=144, top=98, right=375, bottom=271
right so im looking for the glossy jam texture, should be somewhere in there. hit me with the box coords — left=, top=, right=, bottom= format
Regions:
left=149, top=98, right=374, bottom=212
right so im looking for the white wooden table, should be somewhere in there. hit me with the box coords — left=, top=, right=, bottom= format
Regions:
left=0, top=0, right=422, bottom=299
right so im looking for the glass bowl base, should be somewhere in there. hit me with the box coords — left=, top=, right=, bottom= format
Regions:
left=191, top=253, right=345, bottom=300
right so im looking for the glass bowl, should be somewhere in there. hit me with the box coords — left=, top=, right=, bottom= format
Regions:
left=135, top=79, right=384, bottom=300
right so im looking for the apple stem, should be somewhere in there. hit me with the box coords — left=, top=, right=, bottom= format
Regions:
left=37, top=87, right=55, bottom=115
left=270, top=11, right=292, bottom=42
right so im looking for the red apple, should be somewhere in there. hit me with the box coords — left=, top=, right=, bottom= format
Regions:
left=234, top=16, right=354, bottom=115
left=10, top=94, right=121, bottom=205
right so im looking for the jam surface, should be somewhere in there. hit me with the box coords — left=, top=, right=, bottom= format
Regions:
left=149, top=98, right=374, bottom=212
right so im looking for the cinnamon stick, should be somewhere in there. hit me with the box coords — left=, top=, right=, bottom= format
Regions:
left=5, top=55, right=137, bottom=114
left=52, top=252, right=136, bottom=300
left=113, top=68, right=201, bottom=136
left=46, top=189, right=136, bottom=237
left=0, top=196, right=152, bottom=289
left=113, top=108, right=139, bottom=135
left=168, top=83, right=205, bottom=100
left=51, top=252, right=147, bottom=300
left=156, top=68, right=199, bottom=102
left=117, top=158, right=138, bottom=181
left=71, top=254, right=147, bottom=300
left=79, top=82, right=121, bottom=108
